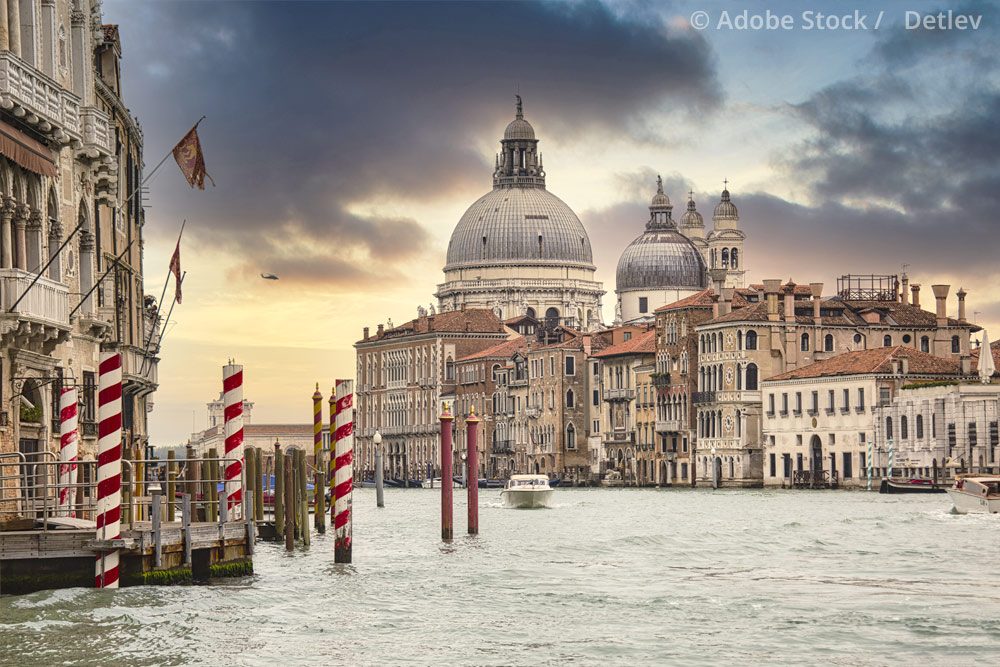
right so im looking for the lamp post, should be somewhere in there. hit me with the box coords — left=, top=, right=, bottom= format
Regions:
left=374, top=431, right=384, bottom=508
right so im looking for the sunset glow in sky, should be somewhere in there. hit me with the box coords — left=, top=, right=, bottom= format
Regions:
left=102, top=1, right=1000, bottom=446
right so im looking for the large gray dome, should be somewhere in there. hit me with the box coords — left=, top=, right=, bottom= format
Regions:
left=445, top=186, right=594, bottom=269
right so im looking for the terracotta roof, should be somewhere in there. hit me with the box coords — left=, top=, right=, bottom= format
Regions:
left=701, top=297, right=974, bottom=329
left=749, top=282, right=814, bottom=296
left=246, top=424, right=315, bottom=436
left=591, top=330, right=656, bottom=358
left=457, top=336, right=528, bottom=362
left=358, top=308, right=504, bottom=343
left=654, top=288, right=750, bottom=313
left=765, top=346, right=961, bottom=382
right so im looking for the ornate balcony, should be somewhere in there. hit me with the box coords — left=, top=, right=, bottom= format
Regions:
left=0, top=52, right=81, bottom=144
left=525, top=407, right=540, bottom=418
left=604, top=431, right=636, bottom=444
left=0, top=268, right=70, bottom=352
left=655, top=419, right=682, bottom=433
left=602, top=387, right=635, bottom=402
left=692, top=391, right=716, bottom=405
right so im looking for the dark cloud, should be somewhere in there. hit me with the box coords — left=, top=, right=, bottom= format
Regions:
left=112, top=0, right=722, bottom=288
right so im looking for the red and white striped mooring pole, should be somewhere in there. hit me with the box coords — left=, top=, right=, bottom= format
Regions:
left=333, top=380, right=354, bottom=563
left=223, top=362, right=245, bottom=518
left=95, top=352, right=122, bottom=588
left=59, top=386, right=79, bottom=517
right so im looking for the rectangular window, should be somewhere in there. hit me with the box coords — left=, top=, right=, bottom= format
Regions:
left=565, top=355, right=575, bottom=375
left=769, top=453, right=776, bottom=477
left=859, top=451, right=866, bottom=471
left=879, top=386, right=890, bottom=405
left=83, top=371, right=96, bottom=422
left=842, top=388, right=850, bottom=411
left=781, top=393, right=788, bottom=415
left=796, top=453, right=803, bottom=471
left=624, top=331, right=632, bottom=342
left=593, top=362, right=599, bottom=376
left=783, top=454, right=792, bottom=478
left=969, top=422, right=977, bottom=447
left=593, top=419, right=599, bottom=433
left=593, top=390, right=599, bottom=406
left=828, top=390, right=835, bottom=412
left=857, top=388, right=865, bottom=410
left=794, top=392, right=802, bottom=414
left=810, top=391, right=818, bottom=414
left=842, top=452, right=853, bottom=478
left=639, top=297, right=648, bottom=313
left=682, top=437, right=688, bottom=453
left=768, top=393, right=775, bottom=415
left=550, top=356, right=555, bottom=376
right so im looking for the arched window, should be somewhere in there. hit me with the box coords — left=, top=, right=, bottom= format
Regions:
left=722, top=248, right=729, bottom=268
left=566, top=389, right=574, bottom=408
left=920, top=336, right=929, bottom=353
left=731, top=248, right=739, bottom=268
left=545, top=307, right=559, bottom=327
left=951, top=336, right=960, bottom=353
left=566, top=423, right=576, bottom=450
left=525, top=307, right=535, bottom=319
left=916, top=414, right=924, bottom=439
left=445, top=356, right=454, bottom=381
left=746, top=330, right=757, bottom=350
left=736, top=365, right=742, bottom=390
left=824, top=334, right=833, bottom=352
left=883, top=335, right=892, bottom=347
left=886, top=417, right=893, bottom=439
left=800, top=333, right=810, bottom=351
left=745, top=363, right=758, bottom=390
left=901, top=416, right=908, bottom=439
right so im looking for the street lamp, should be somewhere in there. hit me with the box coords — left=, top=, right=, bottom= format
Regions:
left=373, top=431, right=384, bottom=507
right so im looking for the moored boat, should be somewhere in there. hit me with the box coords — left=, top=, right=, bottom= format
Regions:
left=879, top=478, right=946, bottom=494
left=500, top=474, right=553, bottom=508
left=946, top=475, right=1000, bottom=514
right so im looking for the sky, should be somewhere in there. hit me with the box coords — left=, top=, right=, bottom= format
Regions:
left=100, top=0, right=1000, bottom=446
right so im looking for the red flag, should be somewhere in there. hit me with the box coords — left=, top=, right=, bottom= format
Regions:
left=168, top=240, right=182, bottom=305
left=172, top=118, right=215, bottom=190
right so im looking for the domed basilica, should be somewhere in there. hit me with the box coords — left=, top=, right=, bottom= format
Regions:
left=615, top=177, right=745, bottom=323
left=435, top=98, right=746, bottom=328
left=436, top=97, right=605, bottom=330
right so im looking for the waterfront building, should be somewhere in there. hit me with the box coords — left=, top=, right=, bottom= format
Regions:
left=0, top=5, right=157, bottom=517
left=652, top=288, right=750, bottom=485
left=353, top=307, right=510, bottom=482
left=436, top=98, right=604, bottom=330
left=615, top=178, right=709, bottom=324
left=524, top=329, right=603, bottom=482
left=454, top=335, right=528, bottom=479
left=593, top=328, right=655, bottom=484
left=694, top=276, right=978, bottom=487
left=761, top=346, right=967, bottom=488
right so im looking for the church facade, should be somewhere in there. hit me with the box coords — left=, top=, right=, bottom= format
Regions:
left=435, top=98, right=605, bottom=331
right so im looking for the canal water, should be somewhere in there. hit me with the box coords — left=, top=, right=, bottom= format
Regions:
left=3, top=489, right=999, bottom=666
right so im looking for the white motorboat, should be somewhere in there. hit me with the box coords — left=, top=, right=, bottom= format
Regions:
left=946, top=475, right=1000, bottom=514
left=500, top=474, right=553, bottom=509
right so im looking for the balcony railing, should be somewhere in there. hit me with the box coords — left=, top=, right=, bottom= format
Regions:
left=651, top=373, right=671, bottom=388
left=602, top=387, right=635, bottom=402
left=79, top=106, right=113, bottom=156
left=692, top=391, right=716, bottom=405
left=655, top=419, right=682, bottom=433
left=0, top=52, right=81, bottom=141
left=603, top=431, right=636, bottom=444
left=492, top=440, right=514, bottom=454
left=118, top=344, right=158, bottom=386
left=525, top=407, right=540, bottom=418
left=0, top=268, right=69, bottom=327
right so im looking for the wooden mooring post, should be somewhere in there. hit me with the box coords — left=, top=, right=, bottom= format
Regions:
left=315, top=472, right=326, bottom=534
left=167, top=451, right=176, bottom=522
left=284, top=451, right=294, bottom=550
left=254, top=448, right=264, bottom=521
left=440, top=403, right=454, bottom=541
left=298, top=448, right=310, bottom=547
left=151, top=485, right=163, bottom=568
left=274, top=442, right=285, bottom=537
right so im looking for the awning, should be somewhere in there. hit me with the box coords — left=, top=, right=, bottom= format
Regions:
left=0, top=118, right=57, bottom=178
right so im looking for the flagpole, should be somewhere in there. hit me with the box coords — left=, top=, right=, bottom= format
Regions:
left=148, top=271, right=186, bottom=366
left=121, top=117, right=207, bottom=207
left=68, top=241, right=134, bottom=319
left=139, top=220, right=185, bottom=375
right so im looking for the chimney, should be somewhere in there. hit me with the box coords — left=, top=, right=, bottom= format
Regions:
left=957, top=288, right=967, bottom=322
left=900, top=357, right=909, bottom=375
left=763, top=279, right=782, bottom=321
left=460, top=303, right=466, bottom=312
left=931, top=284, right=950, bottom=326
left=891, top=359, right=900, bottom=375
left=465, top=322, right=471, bottom=332
left=428, top=316, right=435, bottom=330
left=911, top=283, right=921, bottom=309
left=377, top=324, right=384, bottom=337
left=363, top=327, right=369, bottom=340
left=784, top=280, right=796, bottom=323
left=810, top=282, right=823, bottom=323
left=583, top=334, right=592, bottom=356
left=901, top=274, right=909, bottom=305
left=711, top=294, right=720, bottom=318
left=721, top=287, right=734, bottom=317
left=960, top=354, right=971, bottom=375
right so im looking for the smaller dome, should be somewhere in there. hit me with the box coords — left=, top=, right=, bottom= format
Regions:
left=680, top=195, right=704, bottom=228
left=504, top=117, right=535, bottom=141
left=714, top=187, right=739, bottom=220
